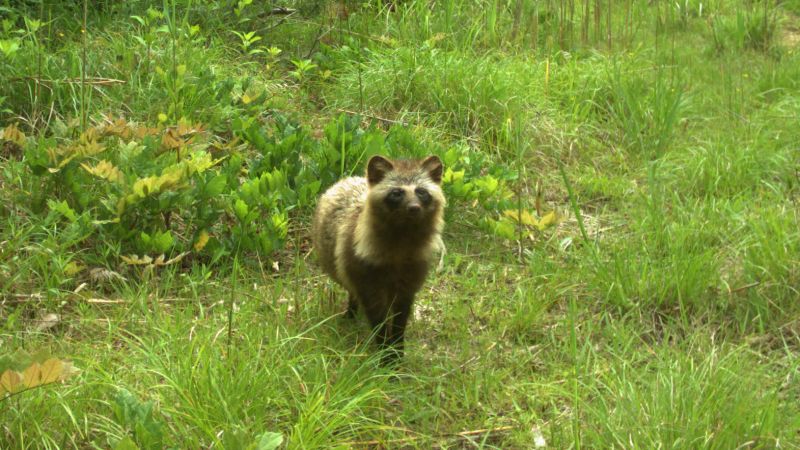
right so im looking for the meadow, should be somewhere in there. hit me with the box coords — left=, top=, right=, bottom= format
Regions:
left=1, top=0, right=799, bottom=448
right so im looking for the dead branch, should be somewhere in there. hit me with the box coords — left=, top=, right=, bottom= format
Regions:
left=341, top=425, right=515, bottom=447
left=9, top=76, right=126, bottom=86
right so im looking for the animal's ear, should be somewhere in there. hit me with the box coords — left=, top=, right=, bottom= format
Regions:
left=421, top=155, right=443, bottom=184
left=367, top=155, right=394, bottom=185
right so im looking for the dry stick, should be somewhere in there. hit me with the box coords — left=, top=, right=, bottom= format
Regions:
left=2, top=292, right=268, bottom=306
left=260, top=10, right=298, bottom=35
left=333, top=108, right=480, bottom=144
left=442, top=341, right=498, bottom=377
left=532, top=2, right=539, bottom=50
left=582, top=0, right=589, bottom=45
left=671, top=2, right=677, bottom=65
left=513, top=118, right=525, bottom=260
left=594, top=0, right=601, bottom=43
left=169, top=0, right=179, bottom=162
left=569, top=294, right=581, bottom=450
left=625, top=0, right=631, bottom=46
left=558, top=0, right=564, bottom=48
left=342, top=425, right=515, bottom=447
left=570, top=0, right=575, bottom=48
left=9, top=77, right=125, bottom=85
left=654, top=0, right=660, bottom=53
left=443, top=0, right=450, bottom=100
left=1, top=382, right=70, bottom=402
left=728, top=282, right=760, bottom=295
left=86, top=298, right=126, bottom=304
left=34, top=0, right=44, bottom=129
left=227, top=254, right=241, bottom=357
left=304, top=17, right=329, bottom=60
left=607, top=0, right=612, bottom=49
left=256, top=6, right=297, bottom=17
left=352, top=18, right=365, bottom=114
left=288, top=17, right=398, bottom=45
left=81, top=0, right=88, bottom=133
left=764, top=0, right=770, bottom=52
left=510, top=0, right=522, bottom=44
left=558, top=143, right=595, bottom=257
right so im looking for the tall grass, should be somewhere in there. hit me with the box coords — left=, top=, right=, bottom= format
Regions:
left=582, top=338, right=791, bottom=448
left=2, top=0, right=800, bottom=448
left=323, top=46, right=552, bottom=152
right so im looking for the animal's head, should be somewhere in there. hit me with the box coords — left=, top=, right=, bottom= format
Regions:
left=365, top=155, right=446, bottom=226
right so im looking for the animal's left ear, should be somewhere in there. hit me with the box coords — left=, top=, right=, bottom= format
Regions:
left=421, top=155, right=443, bottom=184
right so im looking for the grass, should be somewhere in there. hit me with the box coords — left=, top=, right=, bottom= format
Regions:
left=2, top=0, right=800, bottom=448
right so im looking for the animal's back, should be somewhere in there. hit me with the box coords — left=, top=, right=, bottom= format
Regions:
left=311, top=176, right=367, bottom=284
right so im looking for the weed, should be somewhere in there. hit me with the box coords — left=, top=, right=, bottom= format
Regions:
left=2, top=1, right=799, bottom=448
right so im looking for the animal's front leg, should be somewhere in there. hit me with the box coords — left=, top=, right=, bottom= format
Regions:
left=345, top=293, right=359, bottom=318
left=382, top=295, right=414, bottom=366
left=357, top=289, right=392, bottom=351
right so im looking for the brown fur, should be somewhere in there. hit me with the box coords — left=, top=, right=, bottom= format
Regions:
left=312, top=155, right=445, bottom=364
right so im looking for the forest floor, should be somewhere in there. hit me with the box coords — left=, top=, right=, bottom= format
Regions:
left=1, top=1, right=799, bottom=448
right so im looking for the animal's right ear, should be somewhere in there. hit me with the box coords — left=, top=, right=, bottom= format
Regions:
left=367, top=155, right=394, bottom=185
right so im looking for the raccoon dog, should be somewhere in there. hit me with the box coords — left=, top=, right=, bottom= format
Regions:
left=312, top=155, right=446, bottom=364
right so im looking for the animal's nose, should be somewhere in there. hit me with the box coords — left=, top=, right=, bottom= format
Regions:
left=407, top=204, right=421, bottom=213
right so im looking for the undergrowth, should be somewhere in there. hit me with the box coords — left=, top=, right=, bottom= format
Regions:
left=2, top=1, right=799, bottom=448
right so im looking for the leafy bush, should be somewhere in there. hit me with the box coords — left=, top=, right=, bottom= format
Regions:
left=112, top=389, right=165, bottom=450
left=9, top=111, right=532, bottom=270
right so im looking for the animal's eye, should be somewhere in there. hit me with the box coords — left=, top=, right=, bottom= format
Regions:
left=415, top=187, right=431, bottom=202
left=387, top=188, right=405, bottom=201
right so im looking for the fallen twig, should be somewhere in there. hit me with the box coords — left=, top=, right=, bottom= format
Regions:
left=335, top=108, right=408, bottom=126
left=86, top=298, right=126, bottom=304
left=442, top=342, right=498, bottom=377
left=260, top=10, right=298, bottom=33
left=728, top=281, right=760, bottom=295
left=333, top=108, right=481, bottom=144
left=265, top=7, right=296, bottom=16
left=9, top=76, right=126, bottom=86
left=342, top=425, right=515, bottom=447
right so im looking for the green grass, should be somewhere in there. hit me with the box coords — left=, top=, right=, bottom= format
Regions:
left=2, top=1, right=800, bottom=448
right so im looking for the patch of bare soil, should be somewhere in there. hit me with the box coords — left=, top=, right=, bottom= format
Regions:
left=780, top=13, right=800, bottom=49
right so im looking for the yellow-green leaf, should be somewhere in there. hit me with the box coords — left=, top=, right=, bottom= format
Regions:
left=194, top=230, right=210, bottom=251
left=489, top=218, right=517, bottom=240
left=1, top=123, right=26, bottom=147
left=76, top=139, right=106, bottom=157
left=121, top=254, right=154, bottom=265
left=234, top=199, right=249, bottom=222
left=442, top=168, right=465, bottom=184
left=22, top=362, right=42, bottom=388
left=536, top=211, right=560, bottom=231
left=81, top=160, right=123, bottom=183
left=92, top=218, right=121, bottom=225
left=64, top=261, right=84, bottom=276
left=48, top=199, right=78, bottom=222
left=39, top=358, right=63, bottom=384
left=1, top=356, right=76, bottom=396
left=0, top=369, right=22, bottom=395
left=503, top=209, right=538, bottom=227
